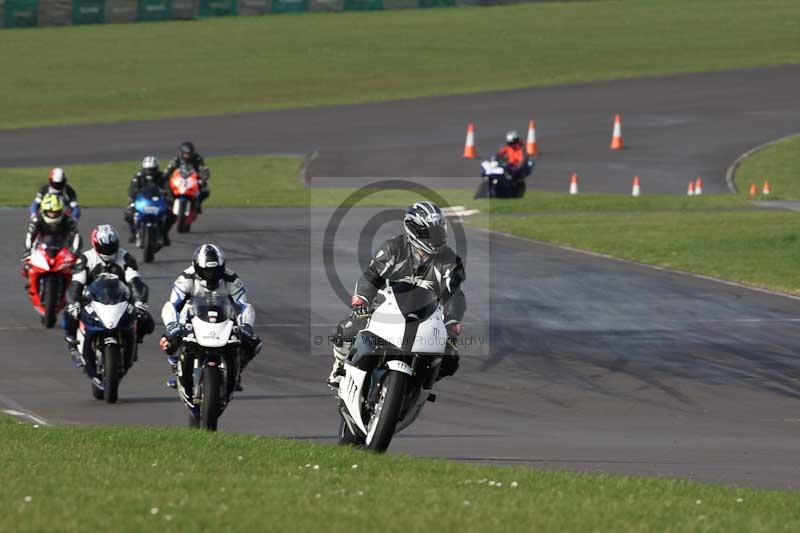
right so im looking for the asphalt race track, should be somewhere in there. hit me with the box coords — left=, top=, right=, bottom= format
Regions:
left=2, top=207, right=800, bottom=489
left=3, top=65, right=800, bottom=490
left=1, top=65, right=799, bottom=194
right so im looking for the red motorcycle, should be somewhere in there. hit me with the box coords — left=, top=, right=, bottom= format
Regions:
left=22, top=235, right=78, bottom=328
left=168, top=167, right=202, bottom=233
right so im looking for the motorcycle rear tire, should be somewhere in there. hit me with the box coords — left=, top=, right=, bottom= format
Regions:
left=364, top=371, right=407, bottom=453
left=337, top=416, right=365, bottom=447
left=177, top=210, right=187, bottom=234
left=42, top=275, right=58, bottom=329
left=143, top=227, right=155, bottom=263
left=103, top=344, right=120, bottom=404
left=199, top=366, right=221, bottom=431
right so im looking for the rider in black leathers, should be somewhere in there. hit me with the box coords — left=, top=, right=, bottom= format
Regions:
left=124, top=156, right=175, bottom=245
left=327, top=201, right=466, bottom=387
left=162, top=142, right=210, bottom=211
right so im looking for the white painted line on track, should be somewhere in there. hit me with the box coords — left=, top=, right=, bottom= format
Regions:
left=0, top=392, right=50, bottom=426
left=725, top=132, right=800, bottom=193
left=472, top=226, right=800, bottom=303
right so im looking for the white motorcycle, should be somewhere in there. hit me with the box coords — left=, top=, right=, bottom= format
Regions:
left=337, top=281, right=447, bottom=452
left=175, top=290, right=241, bottom=431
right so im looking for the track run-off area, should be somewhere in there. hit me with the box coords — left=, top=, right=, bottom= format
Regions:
left=2, top=66, right=800, bottom=490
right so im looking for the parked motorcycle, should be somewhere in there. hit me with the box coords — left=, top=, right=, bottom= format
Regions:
left=474, top=156, right=530, bottom=199
left=22, top=235, right=77, bottom=328
left=336, top=281, right=446, bottom=452
left=168, top=167, right=202, bottom=233
left=76, top=274, right=138, bottom=403
left=175, top=290, right=241, bottom=431
left=133, top=184, right=168, bottom=263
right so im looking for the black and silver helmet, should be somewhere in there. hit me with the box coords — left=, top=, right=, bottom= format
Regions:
left=505, top=130, right=520, bottom=145
left=404, top=201, right=447, bottom=256
left=193, top=244, right=225, bottom=290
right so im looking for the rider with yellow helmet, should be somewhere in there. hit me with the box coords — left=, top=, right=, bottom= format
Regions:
left=22, top=193, right=82, bottom=260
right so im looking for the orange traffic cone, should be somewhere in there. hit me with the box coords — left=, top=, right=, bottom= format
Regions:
left=694, top=177, right=703, bottom=196
left=631, top=176, right=641, bottom=197
left=749, top=183, right=757, bottom=196
left=569, top=173, right=579, bottom=195
left=687, top=181, right=695, bottom=196
left=526, top=120, right=538, bottom=156
left=463, top=123, right=477, bottom=159
left=763, top=181, right=771, bottom=195
left=610, top=114, right=624, bottom=150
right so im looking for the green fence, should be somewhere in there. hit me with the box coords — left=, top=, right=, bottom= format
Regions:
left=137, top=0, right=170, bottom=21
left=4, top=0, right=39, bottom=27
left=72, top=0, right=105, bottom=23
left=2, top=0, right=548, bottom=28
left=199, top=0, right=236, bottom=16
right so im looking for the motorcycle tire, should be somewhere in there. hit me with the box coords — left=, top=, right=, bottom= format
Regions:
left=364, top=371, right=407, bottom=453
left=103, top=344, right=121, bottom=404
left=177, top=211, right=187, bottom=234
left=43, top=275, right=58, bottom=328
left=337, top=416, right=365, bottom=447
left=199, top=365, right=221, bottom=431
left=143, top=227, right=155, bottom=263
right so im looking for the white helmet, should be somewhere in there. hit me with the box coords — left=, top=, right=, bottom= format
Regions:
left=193, top=244, right=226, bottom=290
left=142, top=156, right=159, bottom=172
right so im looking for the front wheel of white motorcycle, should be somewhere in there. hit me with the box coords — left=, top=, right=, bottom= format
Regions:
left=364, top=371, right=407, bottom=453
left=337, top=416, right=364, bottom=447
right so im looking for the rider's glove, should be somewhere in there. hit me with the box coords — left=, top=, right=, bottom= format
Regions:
left=159, top=335, right=178, bottom=355
left=134, top=301, right=149, bottom=315
left=165, top=321, right=181, bottom=340
left=238, top=323, right=255, bottom=339
left=67, top=302, right=81, bottom=319
left=350, top=296, right=371, bottom=320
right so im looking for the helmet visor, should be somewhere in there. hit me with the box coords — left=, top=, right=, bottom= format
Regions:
left=95, top=240, right=118, bottom=257
left=196, top=264, right=224, bottom=288
left=411, top=225, right=446, bottom=251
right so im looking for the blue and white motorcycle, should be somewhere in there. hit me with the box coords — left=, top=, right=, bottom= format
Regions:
left=76, top=274, right=138, bottom=403
left=133, top=184, right=168, bottom=263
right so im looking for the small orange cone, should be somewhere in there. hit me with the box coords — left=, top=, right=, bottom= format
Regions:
left=569, top=173, right=579, bottom=195
left=463, top=123, right=477, bottom=159
left=526, top=120, right=538, bottom=156
left=694, top=177, right=703, bottom=196
left=687, top=181, right=695, bottom=196
left=749, top=183, right=757, bottom=196
left=763, top=181, right=771, bottom=195
left=610, top=114, right=624, bottom=150
left=631, top=176, right=641, bottom=197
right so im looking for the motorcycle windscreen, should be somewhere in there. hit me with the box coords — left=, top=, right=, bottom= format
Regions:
left=35, top=234, right=67, bottom=259
left=90, top=301, right=129, bottom=329
left=390, top=282, right=439, bottom=323
left=135, top=185, right=167, bottom=216
left=367, top=283, right=440, bottom=351
left=85, top=277, right=131, bottom=305
left=190, top=290, right=235, bottom=347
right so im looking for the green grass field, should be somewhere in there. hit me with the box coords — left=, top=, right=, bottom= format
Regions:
left=2, top=415, right=799, bottom=533
left=735, top=134, right=800, bottom=198
left=2, top=0, right=800, bottom=128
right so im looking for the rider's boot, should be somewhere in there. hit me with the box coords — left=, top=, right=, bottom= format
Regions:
left=166, top=355, right=178, bottom=389
left=65, top=335, right=82, bottom=368
left=327, top=345, right=349, bottom=389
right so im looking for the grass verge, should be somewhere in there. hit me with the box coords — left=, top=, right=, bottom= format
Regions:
left=2, top=415, right=799, bottom=532
left=2, top=0, right=800, bottom=128
left=475, top=209, right=800, bottom=295
left=735, top=134, right=800, bottom=198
